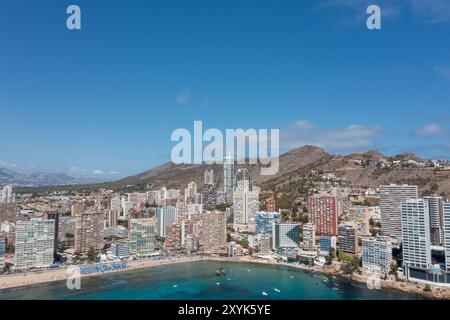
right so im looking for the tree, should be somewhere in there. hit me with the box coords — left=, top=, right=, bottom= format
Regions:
left=87, top=247, right=97, bottom=262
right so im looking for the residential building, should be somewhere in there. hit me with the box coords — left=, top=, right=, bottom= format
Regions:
left=302, top=223, right=316, bottom=251
left=307, top=195, right=338, bottom=237
left=223, top=155, right=234, bottom=204
left=338, top=223, right=358, bottom=254
left=255, top=211, right=281, bottom=235
left=319, top=236, right=337, bottom=253
left=272, top=223, right=300, bottom=249
left=199, top=211, right=227, bottom=252
left=361, top=236, right=392, bottom=273
left=401, top=199, right=431, bottom=270
left=14, top=219, right=55, bottom=270
left=156, top=206, right=177, bottom=237
left=424, top=196, right=444, bottom=245
left=74, top=213, right=104, bottom=252
left=110, top=241, right=130, bottom=259
left=233, top=180, right=259, bottom=227
left=443, top=202, right=450, bottom=271
left=380, top=184, right=418, bottom=239
left=129, top=219, right=155, bottom=257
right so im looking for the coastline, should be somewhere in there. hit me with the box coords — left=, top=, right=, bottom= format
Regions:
left=0, top=256, right=448, bottom=299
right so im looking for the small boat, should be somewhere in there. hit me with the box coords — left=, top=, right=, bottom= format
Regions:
left=216, top=282, right=220, bottom=285
left=262, top=292, right=268, bottom=296
left=216, top=268, right=226, bottom=276
left=332, top=287, right=340, bottom=291
left=173, top=285, right=178, bottom=288
left=289, top=276, right=294, bottom=279
left=274, top=288, right=281, bottom=293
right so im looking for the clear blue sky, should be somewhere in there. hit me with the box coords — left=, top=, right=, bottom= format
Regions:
left=1, top=0, right=450, bottom=179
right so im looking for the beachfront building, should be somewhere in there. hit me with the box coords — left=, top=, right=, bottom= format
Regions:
left=165, top=221, right=183, bottom=250
left=255, top=211, right=281, bottom=235
left=401, top=199, right=431, bottom=270
left=307, top=195, right=338, bottom=237
left=259, top=234, right=272, bottom=254
left=338, top=223, right=358, bottom=255
left=380, top=184, right=418, bottom=240
left=199, top=211, right=227, bottom=253
left=424, top=196, right=444, bottom=245
left=348, top=206, right=370, bottom=236
left=156, top=206, right=177, bottom=237
left=443, top=202, right=450, bottom=272
left=302, top=223, right=316, bottom=251
left=129, top=219, right=155, bottom=257
left=319, top=236, right=337, bottom=253
left=74, top=212, right=105, bottom=253
left=14, top=219, right=55, bottom=270
left=272, top=223, right=300, bottom=249
left=361, top=236, right=392, bottom=273
left=0, top=235, right=5, bottom=269
left=110, top=241, right=130, bottom=259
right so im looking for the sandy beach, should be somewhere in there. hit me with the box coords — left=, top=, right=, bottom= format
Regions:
left=1, top=256, right=449, bottom=299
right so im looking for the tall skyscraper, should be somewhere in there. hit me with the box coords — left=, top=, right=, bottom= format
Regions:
left=46, top=212, right=60, bottom=258
left=199, top=211, right=227, bottom=252
left=233, top=180, right=259, bottom=227
left=424, top=196, right=444, bottom=245
left=156, top=206, right=177, bottom=237
left=223, top=155, right=234, bottom=204
left=401, top=199, right=431, bottom=270
left=1, top=186, right=13, bottom=203
left=15, top=219, right=55, bottom=270
left=204, top=169, right=214, bottom=185
left=234, top=168, right=251, bottom=190
left=74, top=213, right=105, bottom=252
left=443, top=202, right=450, bottom=272
left=380, top=184, right=418, bottom=239
left=307, top=195, right=338, bottom=237
left=129, top=219, right=155, bottom=257
left=361, top=236, right=392, bottom=273
left=184, top=181, right=198, bottom=203
left=272, top=223, right=300, bottom=248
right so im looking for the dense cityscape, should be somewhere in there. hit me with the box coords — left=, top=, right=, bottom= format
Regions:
left=1, top=155, right=450, bottom=298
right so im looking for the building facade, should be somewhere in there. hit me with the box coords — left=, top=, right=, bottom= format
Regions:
left=272, top=223, right=300, bottom=249
left=361, top=236, right=392, bottom=273
left=307, top=195, right=338, bottom=237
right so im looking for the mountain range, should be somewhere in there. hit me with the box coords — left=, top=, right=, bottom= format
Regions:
left=11, top=146, right=450, bottom=198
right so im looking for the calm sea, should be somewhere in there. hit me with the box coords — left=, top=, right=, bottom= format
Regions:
left=0, top=261, right=424, bottom=300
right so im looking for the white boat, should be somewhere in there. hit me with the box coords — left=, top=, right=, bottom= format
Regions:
left=274, top=288, right=281, bottom=293
left=262, top=292, right=268, bottom=296
left=216, top=282, right=220, bottom=285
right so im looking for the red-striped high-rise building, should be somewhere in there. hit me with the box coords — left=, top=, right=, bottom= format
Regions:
left=307, top=195, right=338, bottom=237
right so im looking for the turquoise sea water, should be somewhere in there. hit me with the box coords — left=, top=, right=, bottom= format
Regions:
left=0, top=261, right=424, bottom=300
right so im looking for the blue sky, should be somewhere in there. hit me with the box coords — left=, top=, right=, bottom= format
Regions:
left=1, top=0, right=450, bottom=179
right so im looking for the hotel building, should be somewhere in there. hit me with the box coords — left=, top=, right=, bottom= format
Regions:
left=307, top=195, right=338, bottom=237
left=129, top=219, right=155, bottom=257
left=272, top=223, right=300, bottom=249
left=361, top=236, right=392, bottom=273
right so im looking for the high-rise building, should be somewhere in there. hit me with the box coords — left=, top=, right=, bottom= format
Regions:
left=361, top=236, right=392, bottom=273
left=443, top=202, right=450, bottom=271
left=338, top=223, right=358, bottom=254
left=233, top=181, right=259, bottom=227
left=259, top=234, right=272, bottom=254
left=234, top=168, right=251, bottom=190
left=71, top=203, right=85, bottom=216
left=202, top=184, right=217, bottom=211
left=348, top=206, right=370, bottom=236
left=74, top=213, right=105, bottom=253
left=380, top=184, right=418, bottom=239
left=45, top=212, right=60, bottom=258
left=14, top=219, right=55, bottom=270
left=0, top=235, right=5, bottom=269
left=204, top=169, right=214, bottom=185
left=255, top=211, right=281, bottom=235
left=302, top=223, right=316, bottom=251
left=156, top=206, right=177, bottom=237
left=165, top=221, right=183, bottom=250
left=1, top=186, right=13, bottom=203
left=424, top=196, right=444, bottom=245
left=199, top=211, right=227, bottom=252
left=401, top=199, right=431, bottom=270
left=129, top=219, right=155, bottom=257
left=223, top=155, right=234, bottom=204
left=307, top=195, right=338, bottom=237
left=272, top=223, right=300, bottom=249
left=185, top=181, right=198, bottom=203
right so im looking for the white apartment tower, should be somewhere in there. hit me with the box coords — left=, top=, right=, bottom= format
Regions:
left=401, top=199, right=431, bottom=270
left=380, top=184, right=418, bottom=240
left=424, top=196, right=444, bottom=245
left=223, top=155, right=234, bottom=204
left=14, top=219, right=55, bottom=270
left=233, top=180, right=259, bottom=226
left=443, top=202, right=450, bottom=271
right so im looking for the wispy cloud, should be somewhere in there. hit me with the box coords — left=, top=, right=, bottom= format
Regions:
left=413, top=123, right=449, bottom=137
left=177, top=89, right=191, bottom=104
left=434, top=66, right=450, bottom=80
left=281, top=120, right=384, bottom=153
left=410, top=0, right=450, bottom=24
